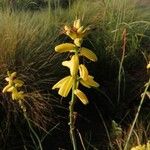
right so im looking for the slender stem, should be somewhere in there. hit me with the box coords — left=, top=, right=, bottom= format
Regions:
left=19, top=101, right=43, bottom=150
left=24, top=112, right=43, bottom=150
left=69, top=78, right=77, bottom=150
left=124, top=79, right=150, bottom=150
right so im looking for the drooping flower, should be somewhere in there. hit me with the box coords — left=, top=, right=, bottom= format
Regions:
left=80, top=47, right=97, bottom=62
left=52, top=76, right=74, bottom=97
left=62, top=54, right=79, bottom=77
left=79, top=64, right=99, bottom=88
left=74, top=89, right=89, bottom=105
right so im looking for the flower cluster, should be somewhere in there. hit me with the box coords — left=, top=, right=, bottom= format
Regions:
left=2, top=71, right=24, bottom=101
left=52, top=19, right=99, bottom=105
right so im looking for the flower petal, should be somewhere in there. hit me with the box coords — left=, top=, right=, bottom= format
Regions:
left=70, top=55, right=79, bottom=77
left=55, top=43, right=76, bottom=53
left=58, top=76, right=74, bottom=97
left=7, top=86, right=15, bottom=92
left=74, top=89, right=89, bottom=105
left=77, top=26, right=84, bottom=34
left=79, top=64, right=89, bottom=80
left=2, top=84, right=12, bottom=93
left=80, top=47, right=98, bottom=62
left=62, top=55, right=79, bottom=77
left=67, top=31, right=77, bottom=40
left=80, top=79, right=91, bottom=88
left=52, top=76, right=71, bottom=89
left=85, top=76, right=100, bottom=87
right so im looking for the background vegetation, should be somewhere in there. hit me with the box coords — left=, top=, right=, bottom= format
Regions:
left=0, top=0, right=150, bottom=149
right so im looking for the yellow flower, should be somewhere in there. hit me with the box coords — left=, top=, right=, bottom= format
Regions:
left=79, top=64, right=99, bottom=88
left=2, top=71, right=25, bottom=101
left=12, top=90, right=24, bottom=101
left=2, top=72, right=24, bottom=93
left=74, top=89, right=89, bottom=105
left=147, top=62, right=150, bottom=69
left=52, top=76, right=74, bottom=97
left=55, top=43, right=76, bottom=53
left=80, top=47, right=98, bottom=62
left=62, top=54, right=79, bottom=77
left=64, top=19, right=88, bottom=40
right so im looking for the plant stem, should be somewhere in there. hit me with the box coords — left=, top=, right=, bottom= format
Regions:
left=69, top=79, right=77, bottom=150
left=124, top=79, right=150, bottom=150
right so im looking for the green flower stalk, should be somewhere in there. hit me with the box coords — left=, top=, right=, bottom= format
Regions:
left=52, top=19, right=99, bottom=150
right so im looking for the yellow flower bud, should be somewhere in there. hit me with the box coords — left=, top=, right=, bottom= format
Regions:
left=73, top=19, right=81, bottom=29
left=77, top=26, right=84, bottom=34
left=55, top=43, right=76, bottom=53
left=79, top=64, right=89, bottom=80
left=80, top=47, right=98, bottom=62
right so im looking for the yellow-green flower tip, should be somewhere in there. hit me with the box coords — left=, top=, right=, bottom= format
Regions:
left=74, top=89, right=89, bottom=105
left=147, top=62, right=150, bottom=69
left=62, top=54, right=79, bottom=77
left=55, top=43, right=76, bottom=53
left=52, top=76, right=74, bottom=97
left=80, top=47, right=98, bottom=62
left=73, top=19, right=81, bottom=29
